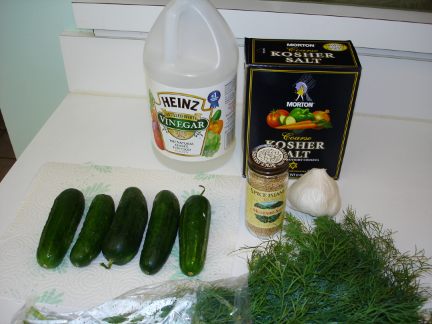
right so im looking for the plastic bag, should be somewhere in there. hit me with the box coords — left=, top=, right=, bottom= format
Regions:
left=13, top=275, right=250, bottom=323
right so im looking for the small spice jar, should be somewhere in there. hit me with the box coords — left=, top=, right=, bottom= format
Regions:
left=246, top=144, right=289, bottom=238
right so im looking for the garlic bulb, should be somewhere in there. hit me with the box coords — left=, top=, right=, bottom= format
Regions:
left=287, top=168, right=341, bottom=217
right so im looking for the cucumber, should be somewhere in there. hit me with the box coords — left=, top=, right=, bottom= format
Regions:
left=279, top=114, right=287, bottom=125
left=211, top=110, right=222, bottom=121
left=179, top=185, right=211, bottom=276
left=70, top=194, right=115, bottom=267
left=101, top=187, right=148, bottom=267
left=285, top=116, right=296, bottom=125
left=139, top=190, right=180, bottom=275
left=36, top=188, right=85, bottom=269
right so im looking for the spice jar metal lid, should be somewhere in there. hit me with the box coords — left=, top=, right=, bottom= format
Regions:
left=248, top=144, right=289, bottom=176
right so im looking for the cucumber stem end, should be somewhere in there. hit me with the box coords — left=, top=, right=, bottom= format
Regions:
left=100, top=260, right=113, bottom=270
left=199, top=185, right=206, bottom=196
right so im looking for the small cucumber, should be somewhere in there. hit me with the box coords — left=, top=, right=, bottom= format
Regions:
left=140, top=190, right=180, bottom=275
left=101, top=187, right=148, bottom=268
left=179, top=185, right=211, bottom=276
left=70, top=194, right=115, bottom=267
left=37, top=188, right=85, bottom=269
left=279, top=114, right=287, bottom=125
left=211, top=110, right=222, bottom=121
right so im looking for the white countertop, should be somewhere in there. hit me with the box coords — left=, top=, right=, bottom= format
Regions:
left=1, top=93, right=431, bottom=321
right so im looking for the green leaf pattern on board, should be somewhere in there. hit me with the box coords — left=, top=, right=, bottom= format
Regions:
left=52, top=258, right=69, bottom=274
left=81, top=182, right=111, bottom=200
left=84, top=162, right=113, bottom=173
left=92, top=165, right=113, bottom=173
left=194, top=173, right=218, bottom=181
left=36, top=288, right=64, bottom=304
left=180, top=189, right=201, bottom=202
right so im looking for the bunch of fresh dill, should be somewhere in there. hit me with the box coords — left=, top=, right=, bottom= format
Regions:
left=248, top=208, right=432, bottom=323
left=192, top=281, right=251, bottom=323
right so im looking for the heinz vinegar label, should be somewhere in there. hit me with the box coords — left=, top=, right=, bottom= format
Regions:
left=148, top=78, right=236, bottom=160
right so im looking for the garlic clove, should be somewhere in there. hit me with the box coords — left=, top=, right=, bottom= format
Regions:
left=287, top=168, right=341, bottom=217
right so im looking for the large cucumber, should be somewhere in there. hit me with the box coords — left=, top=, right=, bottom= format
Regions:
left=36, top=188, right=85, bottom=269
left=140, top=190, right=180, bottom=275
left=102, top=187, right=148, bottom=267
left=70, top=194, right=115, bottom=267
left=179, top=186, right=211, bottom=276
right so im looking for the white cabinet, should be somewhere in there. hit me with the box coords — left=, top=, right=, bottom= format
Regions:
left=62, top=2, right=432, bottom=120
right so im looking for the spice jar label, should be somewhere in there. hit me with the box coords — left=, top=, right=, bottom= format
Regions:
left=246, top=184, right=286, bottom=231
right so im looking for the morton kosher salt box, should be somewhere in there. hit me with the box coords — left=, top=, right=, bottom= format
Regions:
left=243, top=38, right=361, bottom=179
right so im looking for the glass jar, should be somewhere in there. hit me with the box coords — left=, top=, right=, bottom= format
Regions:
left=246, top=144, right=289, bottom=238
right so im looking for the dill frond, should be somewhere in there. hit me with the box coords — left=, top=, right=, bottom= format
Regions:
left=248, top=208, right=432, bottom=323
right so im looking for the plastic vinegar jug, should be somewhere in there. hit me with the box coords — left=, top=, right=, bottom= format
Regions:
left=144, top=0, right=238, bottom=164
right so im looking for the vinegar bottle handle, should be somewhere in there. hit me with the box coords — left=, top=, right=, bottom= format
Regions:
left=164, top=0, right=233, bottom=69
left=164, top=0, right=186, bottom=65
left=189, top=0, right=230, bottom=69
